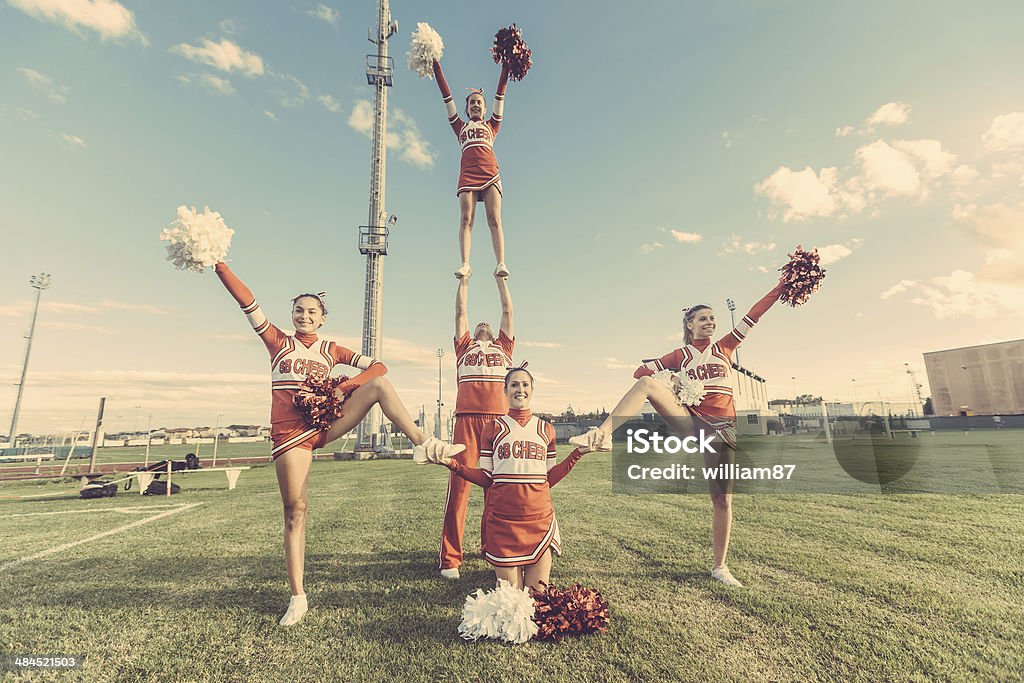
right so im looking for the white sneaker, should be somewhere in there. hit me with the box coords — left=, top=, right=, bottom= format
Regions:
left=494, top=263, right=510, bottom=277
left=711, top=565, right=744, bottom=587
left=568, top=428, right=612, bottom=452
left=454, top=263, right=472, bottom=279
left=279, top=593, right=308, bottom=626
left=413, top=437, right=466, bottom=464
left=440, top=568, right=460, bottom=580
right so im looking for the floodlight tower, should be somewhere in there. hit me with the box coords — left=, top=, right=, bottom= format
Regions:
left=7, top=273, right=51, bottom=448
left=356, top=0, right=398, bottom=452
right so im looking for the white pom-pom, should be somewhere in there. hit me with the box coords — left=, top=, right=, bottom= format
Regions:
left=159, top=205, right=234, bottom=273
left=673, top=374, right=707, bottom=407
left=458, top=579, right=538, bottom=644
left=407, top=22, right=444, bottom=78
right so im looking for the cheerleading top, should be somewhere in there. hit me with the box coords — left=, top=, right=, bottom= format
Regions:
left=214, top=263, right=386, bottom=438
left=446, top=409, right=584, bottom=513
left=433, top=60, right=508, bottom=196
left=454, top=330, right=515, bottom=416
left=634, top=283, right=784, bottom=423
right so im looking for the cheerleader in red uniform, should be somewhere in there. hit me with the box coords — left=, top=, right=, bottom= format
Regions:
left=432, top=58, right=511, bottom=279
left=572, top=279, right=787, bottom=587
left=430, top=367, right=592, bottom=591
left=214, top=262, right=463, bottom=626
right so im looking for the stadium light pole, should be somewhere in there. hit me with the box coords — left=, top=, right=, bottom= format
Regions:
left=7, top=273, right=52, bottom=448
left=726, top=298, right=738, bottom=366
left=436, top=348, right=445, bottom=439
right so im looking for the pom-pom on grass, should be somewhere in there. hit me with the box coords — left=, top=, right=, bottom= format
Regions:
left=458, top=579, right=538, bottom=644
left=531, top=582, right=610, bottom=642
left=779, top=245, right=826, bottom=307
left=293, top=376, right=348, bottom=431
left=407, top=22, right=444, bottom=78
left=491, top=24, right=532, bottom=81
left=160, top=205, right=234, bottom=273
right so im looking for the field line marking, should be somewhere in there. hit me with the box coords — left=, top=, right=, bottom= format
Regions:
left=0, top=502, right=203, bottom=572
left=0, top=503, right=190, bottom=518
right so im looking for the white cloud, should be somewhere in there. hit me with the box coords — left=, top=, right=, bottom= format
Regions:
left=17, top=67, right=69, bottom=103
left=669, top=230, right=703, bottom=244
left=347, top=99, right=373, bottom=134
left=722, top=235, right=776, bottom=255
left=8, top=0, right=147, bottom=44
left=218, top=19, right=238, bottom=35
left=856, top=139, right=924, bottom=197
left=639, top=242, right=663, bottom=255
left=881, top=202, right=1024, bottom=318
left=835, top=126, right=854, bottom=137
left=276, top=74, right=309, bottom=108
left=171, top=38, right=265, bottom=77
left=198, top=73, right=234, bottom=95
left=348, top=100, right=436, bottom=168
left=892, top=139, right=957, bottom=178
left=600, top=357, right=636, bottom=371
left=61, top=133, right=86, bottom=148
left=520, top=341, right=563, bottom=349
left=306, top=3, right=339, bottom=25
left=816, top=244, right=852, bottom=265
left=264, top=110, right=278, bottom=122
left=318, top=94, right=342, bottom=113
left=755, top=166, right=857, bottom=222
left=982, top=112, right=1024, bottom=153
left=722, top=131, right=734, bottom=148
left=866, top=101, right=911, bottom=128
left=951, top=164, right=979, bottom=186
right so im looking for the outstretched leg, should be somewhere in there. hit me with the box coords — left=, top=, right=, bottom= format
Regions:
left=482, top=185, right=506, bottom=274
left=321, top=376, right=426, bottom=446
left=456, top=191, right=476, bottom=277
left=599, top=376, right=696, bottom=439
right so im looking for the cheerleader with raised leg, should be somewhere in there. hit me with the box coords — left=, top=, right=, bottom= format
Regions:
left=214, top=262, right=464, bottom=625
left=572, top=280, right=790, bottom=587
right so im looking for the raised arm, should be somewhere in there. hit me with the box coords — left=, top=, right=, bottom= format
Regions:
left=489, top=64, right=509, bottom=133
left=214, top=262, right=285, bottom=353
left=495, top=273, right=513, bottom=339
left=455, top=277, right=469, bottom=339
left=432, top=60, right=462, bottom=136
left=720, top=281, right=785, bottom=351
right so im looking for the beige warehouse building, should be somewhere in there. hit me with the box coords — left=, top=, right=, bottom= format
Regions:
left=923, top=339, right=1024, bottom=416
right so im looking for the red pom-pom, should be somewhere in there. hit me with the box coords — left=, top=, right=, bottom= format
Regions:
left=778, top=245, right=826, bottom=307
left=293, top=375, right=349, bottom=431
left=530, top=582, right=609, bottom=641
left=491, top=24, right=532, bottom=82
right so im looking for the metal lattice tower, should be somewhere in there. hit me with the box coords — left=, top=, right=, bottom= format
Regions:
left=356, top=0, right=397, bottom=451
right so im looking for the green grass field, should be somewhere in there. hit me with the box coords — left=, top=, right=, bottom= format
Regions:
left=1, top=434, right=1022, bottom=682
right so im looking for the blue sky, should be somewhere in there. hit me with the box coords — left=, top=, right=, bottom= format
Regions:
left=2, top=0, right=1023, bottom=434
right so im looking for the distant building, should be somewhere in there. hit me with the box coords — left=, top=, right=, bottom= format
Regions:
left=924, top=339, right=1024, bottom=416
left=639, top=362, right=776, bottom=437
